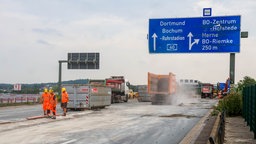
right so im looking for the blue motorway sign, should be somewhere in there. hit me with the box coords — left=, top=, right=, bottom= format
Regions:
left=148, top=15, right=241, bottom=53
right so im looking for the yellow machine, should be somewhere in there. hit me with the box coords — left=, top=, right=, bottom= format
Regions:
left=128, top=90, right=139, bottom=99
left=128, top=90, right=134, bottom=99
left=133, top=92, right=139, bottom=98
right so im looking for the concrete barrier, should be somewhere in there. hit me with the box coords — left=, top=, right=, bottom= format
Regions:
left=208, top=112, right=225, bottom=144
left=207, top=112, right=221, bottom=144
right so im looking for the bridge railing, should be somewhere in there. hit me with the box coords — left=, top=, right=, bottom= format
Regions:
left=0, top=94, right=40, bottom=104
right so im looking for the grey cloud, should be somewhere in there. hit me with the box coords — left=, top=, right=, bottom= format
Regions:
left=32, top=28, right=62, bottom=36
left=36, top=39, right=52, bottom=46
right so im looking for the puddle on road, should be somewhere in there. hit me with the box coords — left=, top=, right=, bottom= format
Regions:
left=141, top=114, right=201, bottom=119
left=190, top=103, right=199, bottom=105
left=159, top=114, right=200, bottom=119
left=202, top=107, right=213, bottom=109
left=141, top=114, right=153, bottom=117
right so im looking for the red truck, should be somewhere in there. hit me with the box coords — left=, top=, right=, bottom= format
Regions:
left=201, top=83, right=214, bottom=98
left=105, top=76, right=129, bottom=103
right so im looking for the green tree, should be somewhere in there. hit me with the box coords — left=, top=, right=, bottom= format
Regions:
left=215, top=76, right=256, bottom=116
left=237, top=76, right=256, bottom=92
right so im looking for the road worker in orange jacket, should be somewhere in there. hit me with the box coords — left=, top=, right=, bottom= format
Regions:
left=49, top=89, right=57, bottom=119
left=41, top=88, right=50, bottom=116
left=61, top=87, right=69, bottom=116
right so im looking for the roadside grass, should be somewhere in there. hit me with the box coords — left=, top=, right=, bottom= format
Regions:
left=211, top=106, right=219, bottom=116
left=212, top=91, right=242, bottom=117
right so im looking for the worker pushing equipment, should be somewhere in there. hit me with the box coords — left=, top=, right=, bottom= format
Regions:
left=61, top=87, right=69, bottom=116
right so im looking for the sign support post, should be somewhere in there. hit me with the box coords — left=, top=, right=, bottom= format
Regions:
left=229, top=53, right=235, bottom=84
left=58, top=60, right=67, bottom=99
left=230, top=31, right=249, bottom=84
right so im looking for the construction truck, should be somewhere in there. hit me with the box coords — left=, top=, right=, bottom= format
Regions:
left=106, top=76, right=129, bottom=103
left=217, top=78, right=231, bottom=98
left=148, top=72, right=177, bottom=105
left=201, top=83, right=214, bottom=98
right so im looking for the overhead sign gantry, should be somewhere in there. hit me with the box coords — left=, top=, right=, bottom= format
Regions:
left=67, top=53, right=100, bottom=69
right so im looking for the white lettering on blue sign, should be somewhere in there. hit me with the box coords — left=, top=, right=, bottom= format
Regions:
left=148, top=16, right=241, bottom=53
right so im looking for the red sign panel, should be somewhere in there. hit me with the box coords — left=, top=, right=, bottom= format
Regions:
left=91, top=88, right=98, bottom=93
left=80, top=88, right=89, bottom=93
left=202, top=87, right=210, bottom=93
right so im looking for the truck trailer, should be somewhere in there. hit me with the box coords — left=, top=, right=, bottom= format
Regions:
left=64, top=84, right=111, bottom=110
left=148, top=72, right=177, bottom=105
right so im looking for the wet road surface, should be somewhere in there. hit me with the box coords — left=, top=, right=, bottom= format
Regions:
left=0, top=98, right=217, bottom=144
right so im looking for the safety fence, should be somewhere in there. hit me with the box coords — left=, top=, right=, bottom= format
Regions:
left=0, top=94, right=40, bottom=104
left=242, top=85, right=256, bottom=139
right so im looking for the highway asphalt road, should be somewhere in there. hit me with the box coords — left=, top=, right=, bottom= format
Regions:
left=0, top=103, right=79, bottom=122
left=0, top=98, right=218, bottom=144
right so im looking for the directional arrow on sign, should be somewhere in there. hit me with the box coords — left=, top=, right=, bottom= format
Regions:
left=152, top=33, right=158, bottom=51
left=187, top=32, right=200, bottom=50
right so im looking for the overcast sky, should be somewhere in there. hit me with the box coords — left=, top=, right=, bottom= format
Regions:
left=0, top=0, right=255, bottom=85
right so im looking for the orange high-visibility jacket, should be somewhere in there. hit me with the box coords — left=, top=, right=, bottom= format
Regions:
left=61, top=91, right=69, bottom=103
left=49, top=93, right=57, bottom=108
left=41, top=92, right=50, bottom=110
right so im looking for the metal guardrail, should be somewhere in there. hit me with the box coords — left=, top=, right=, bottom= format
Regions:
left=243, top=85, right=256, bottom=139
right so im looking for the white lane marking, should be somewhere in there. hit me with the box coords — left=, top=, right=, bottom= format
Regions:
left=61, top=139, right=77, bottom=144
